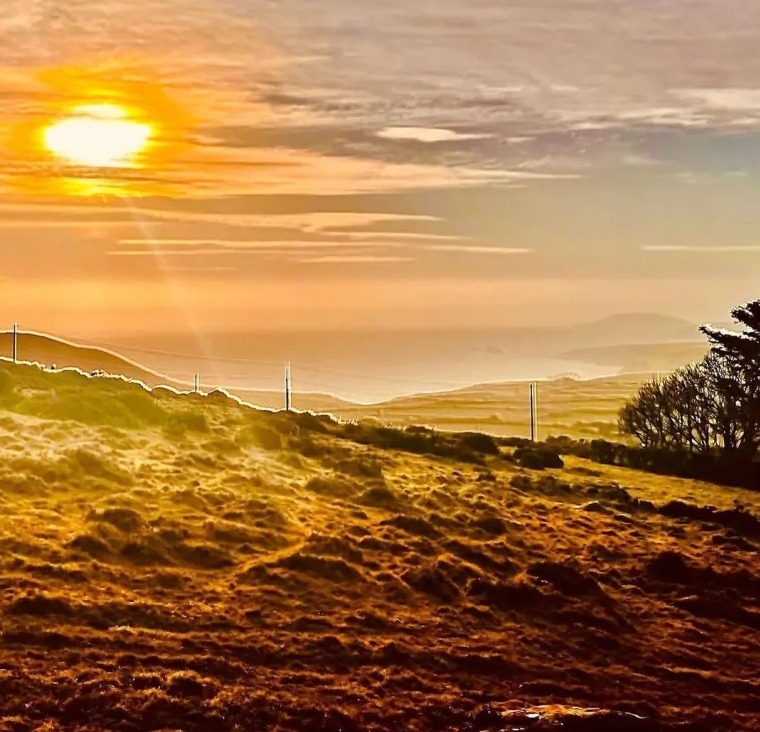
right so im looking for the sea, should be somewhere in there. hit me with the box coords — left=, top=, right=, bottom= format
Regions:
left=97, top=328, right=616, bottom=404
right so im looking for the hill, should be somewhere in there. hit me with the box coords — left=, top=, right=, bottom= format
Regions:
left=567, top=313, right=700, bottom=345
left=0, top=330, right=355, bottom=412
left=0, top=360, right=757, bottom=730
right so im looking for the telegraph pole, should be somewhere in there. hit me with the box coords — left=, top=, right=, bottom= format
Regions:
left=285, top=361, right=292, bottom=411
left=193, top=373, right=200, bottom=394
left=12, top=322, right=18, bottom=363
left=529, top=381, right=538, bottom=442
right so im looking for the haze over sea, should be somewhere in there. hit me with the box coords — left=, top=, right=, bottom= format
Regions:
left=105, top=326, right=632, bottom=403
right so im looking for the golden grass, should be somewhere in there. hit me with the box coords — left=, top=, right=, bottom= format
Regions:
left=0, top=362, right=757, bottom=730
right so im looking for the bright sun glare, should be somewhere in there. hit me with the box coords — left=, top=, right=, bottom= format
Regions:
left=43, top=103, right=152, bottom=168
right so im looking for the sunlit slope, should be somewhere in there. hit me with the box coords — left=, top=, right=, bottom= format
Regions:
left=0, top=331, right=174, bottom=384
left=0, top=361, right=757, bottom=730
left=0, top=331, right=354, bottom=412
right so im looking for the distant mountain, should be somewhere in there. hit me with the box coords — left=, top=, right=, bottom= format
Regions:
left=566, top=313, right=702, bottom=347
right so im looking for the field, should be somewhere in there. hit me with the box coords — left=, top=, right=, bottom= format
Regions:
left=0, top=361, right=758, bottom=731
left=330, top=375, right=645, bottom=439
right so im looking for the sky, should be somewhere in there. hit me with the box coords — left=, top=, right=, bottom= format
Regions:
left=2, top=0, right=760, bottom=340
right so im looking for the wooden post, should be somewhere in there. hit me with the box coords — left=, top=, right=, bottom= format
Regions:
left=285, top=362, right=292, bottom=411
left=529, top=382, right=535, bottom=442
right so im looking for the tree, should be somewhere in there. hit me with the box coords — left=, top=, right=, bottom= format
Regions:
left=700, top=300, right=760, bottom=363
left=701, top=300, right=760, bottom=453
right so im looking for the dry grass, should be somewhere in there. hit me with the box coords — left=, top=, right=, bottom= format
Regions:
left=0, top=362, right=757, bottom=730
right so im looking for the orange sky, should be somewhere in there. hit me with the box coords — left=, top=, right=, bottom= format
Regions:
left=2, top=1, right=760, bottom=339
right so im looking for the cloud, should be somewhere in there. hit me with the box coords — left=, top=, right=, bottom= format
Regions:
left=417, top=245, right=532, bottom=255
left=642, top=245, right=760, bottom=253
left=115, top=238, right=395, bottom=251
left=109, top=238, right=533, bottom=260
left=296, top=255, right=413, bottom=264
left=132, top=210, right=442, bottom=233
left=377, top=127, right=492, bottom=143
left=675, top=88, right=760, bottom=112
left=0, top=219, right=130, bottom=229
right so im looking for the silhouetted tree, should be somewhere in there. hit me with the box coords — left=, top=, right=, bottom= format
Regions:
left=620, top=298, right=760, bottom=459
left=701, top=300, right=760, bottom=453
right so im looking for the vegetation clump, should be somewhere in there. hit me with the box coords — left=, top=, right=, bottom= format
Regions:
left=338, top=422, right=499, bottom=464
left=513, top=445, right=564, bottom=470
left=163, top=410, right=210, bottom=439
left=535, top=299, right=760, bottom=490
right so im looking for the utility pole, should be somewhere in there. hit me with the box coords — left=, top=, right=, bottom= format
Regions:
left=12, top=322, right=18, bottom=363
left=529, top=381, right=538, bottom=442
left=193, top=373, right=200, bottom=394
left=285, top=361, right=292, bottom=411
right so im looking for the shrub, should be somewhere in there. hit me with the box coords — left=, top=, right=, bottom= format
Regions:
left=339, top=422, right=487, bottom=464
left=513, top=445, right=564, bottom=470
left=544, top=435, right=592, bottom=458
left=249, top=424, right=283, bottom=451
left=163, top=410, right=209, bottom=439
left=499, top=436, right=533, bottom=449
left=457, top=432, right=500, bottom=456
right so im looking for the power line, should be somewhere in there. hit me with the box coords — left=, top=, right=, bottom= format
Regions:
left=41, top=330, right=475, bottom=388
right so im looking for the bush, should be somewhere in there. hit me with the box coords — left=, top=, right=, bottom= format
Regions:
left=561, top=437, right=760, bottom=491
left=499, top=436, right=533, bottom=449
left=248, top=424, right=283, bottom=451
left=544, top=435, right=592, bottom=458
left=163, top=410, right=209, bottom=439
left=457, top=432, right=500, bottom=456
left=513, top=445, right=564, bottom=470
left=338, top=422, right=489, bottom=464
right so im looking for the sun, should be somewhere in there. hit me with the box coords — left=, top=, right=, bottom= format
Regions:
left=43, top=103, right=152, bottom=168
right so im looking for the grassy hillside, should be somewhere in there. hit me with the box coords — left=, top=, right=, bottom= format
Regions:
left=0, top=331, right=355, bottom=412
left=0, top=361, right=757, bottom=730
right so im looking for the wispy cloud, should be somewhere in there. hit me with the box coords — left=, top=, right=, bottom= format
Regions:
left=675, top=88, right=760, bottom=112
left=418, top=245, right=532, bottom=255
left=642, top=245, right=760, bottom=253
left=108, top=238, right=534, bottom=260
left=296, top=255, right=413, bottom=264
left=115, top=238, right=393, bottom=251
left=377, top=127, right=492, bottom=143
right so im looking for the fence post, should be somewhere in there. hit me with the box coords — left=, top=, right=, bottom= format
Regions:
left=285, top=362, right=292, bottom=411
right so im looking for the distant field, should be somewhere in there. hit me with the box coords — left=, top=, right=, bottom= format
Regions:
left=331, top=374, right=647, bottom=440
left=0, top=360, right=757, bottom=730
